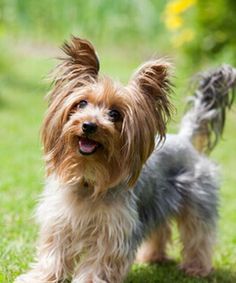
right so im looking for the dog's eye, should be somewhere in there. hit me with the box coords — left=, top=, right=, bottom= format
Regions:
left=77, top=100, right=88, bottom=109
left=108, top=109, right=121, bottom=122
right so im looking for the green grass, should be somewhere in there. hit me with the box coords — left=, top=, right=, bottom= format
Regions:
left=0, top=38, right=236, bottom=283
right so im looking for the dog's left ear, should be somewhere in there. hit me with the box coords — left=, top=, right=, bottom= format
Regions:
left=123, top=60, right=173, bottom=187
left=62, top=36, right=100, bottom=78
left=130, top=59, right=173, bottom=140
left=48, top=36, right=100, bottom=103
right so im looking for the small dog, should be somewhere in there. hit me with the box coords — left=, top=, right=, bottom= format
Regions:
left=15, top=37, right=236, bottom=283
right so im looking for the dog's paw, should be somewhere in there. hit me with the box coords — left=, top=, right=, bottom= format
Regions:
left=14, top=272, right=48, bottom=283
left=136, top=251, right=172, bottom=265
left=179, top=263, right=213, bottom=277
left=14, top=274, right=32, bottom=283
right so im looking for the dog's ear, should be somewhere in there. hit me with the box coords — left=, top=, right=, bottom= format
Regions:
left=130, top=59, right=173, bottom=141
left=48, top=36, right=100, bottom=103
left=123, top=60, right=173, bottom=187
left=62, top=36, right=100, bottom=79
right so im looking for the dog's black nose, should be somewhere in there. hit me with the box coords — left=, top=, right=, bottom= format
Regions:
left=82, top=122, right=97, bottom=134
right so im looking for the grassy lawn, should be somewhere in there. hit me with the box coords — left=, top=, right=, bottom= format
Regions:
left=0, top=39, right=236, bottom=283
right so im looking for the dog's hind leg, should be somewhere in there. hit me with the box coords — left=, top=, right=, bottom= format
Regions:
left=136, top=222, right=172, bottom=264
left=177, top=206, right=216, bottom=277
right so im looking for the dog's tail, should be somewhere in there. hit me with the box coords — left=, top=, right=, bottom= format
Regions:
left=179, top=64, right=236, bottom=154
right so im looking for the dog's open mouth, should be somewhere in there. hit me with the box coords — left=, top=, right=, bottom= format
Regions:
left=78, top=137, right=101, bottom=155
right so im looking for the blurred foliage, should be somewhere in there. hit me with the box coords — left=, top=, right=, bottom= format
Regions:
left=164, top=0, right=236, bottom=66
left=164, top=0, right=196, bottom=48
left=191, top=0, right=236, bottom=64
left=0, top=0, right=236, bottom=69
left=0, top=0, right=166, bottom=46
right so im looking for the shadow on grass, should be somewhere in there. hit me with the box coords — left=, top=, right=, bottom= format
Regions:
left=126, top=262, right=236, bottom=283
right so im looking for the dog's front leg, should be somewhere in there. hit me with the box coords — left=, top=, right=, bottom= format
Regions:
left=71, top=249, right=135, bottom=283
left=14, top=222, right=73, bottom=283
left=14, top=183, right=75, bottom=283
left=71, top=198, right=138, bottom=283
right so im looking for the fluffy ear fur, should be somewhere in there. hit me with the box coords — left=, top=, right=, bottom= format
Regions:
left=48, top=36, right=100, bottom=103
left=123, top=59, right=173, bottom=187
left=131, top=59, right=173, bottom=140
left=42, top=37, right=100, bottom=172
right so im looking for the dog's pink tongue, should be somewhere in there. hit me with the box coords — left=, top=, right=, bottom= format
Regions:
left=79, top=138, right=98, bottom=153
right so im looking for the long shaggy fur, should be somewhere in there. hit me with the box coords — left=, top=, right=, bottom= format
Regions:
left=180, top=64, right=236, bottom=153
left=14, top=37, right=234, bottom=283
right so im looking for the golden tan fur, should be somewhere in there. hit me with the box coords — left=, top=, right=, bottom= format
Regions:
left=136, top=223, right=172, bottom=264
left=15, top=37, right=173, bottom=283
left=15, top=40, right=229, bottom=282
left=191, top=121, right=210, bottom=154
left=136, top=210, right=214, bottom=277
left=177, top=207, right=215, bottom=277
left=41, top=37, right=173, bottom=197
left=15, top=177, right=139, bottom=283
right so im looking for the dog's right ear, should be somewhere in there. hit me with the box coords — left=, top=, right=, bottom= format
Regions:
left=48, top=36, right=100, bottom=103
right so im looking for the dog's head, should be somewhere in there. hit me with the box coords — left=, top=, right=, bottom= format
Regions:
left=42, top=36, right=173, bottom=196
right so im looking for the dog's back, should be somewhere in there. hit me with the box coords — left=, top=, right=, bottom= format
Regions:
left=136, top=64, right=236, bottom=227
left=135, top=65, right=236, bottom=276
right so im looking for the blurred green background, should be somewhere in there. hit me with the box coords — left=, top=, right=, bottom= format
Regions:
left=0, top=1, right=236, bottom=282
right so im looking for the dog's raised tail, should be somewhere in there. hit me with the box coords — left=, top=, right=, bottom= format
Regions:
left=179, top=64, right=236, bottom=154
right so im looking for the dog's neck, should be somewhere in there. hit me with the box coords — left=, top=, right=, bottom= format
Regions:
left=69, top=176, right=128, bottom=201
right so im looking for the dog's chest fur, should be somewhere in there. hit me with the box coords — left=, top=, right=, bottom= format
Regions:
left=36, top=176, right=139, bottom=265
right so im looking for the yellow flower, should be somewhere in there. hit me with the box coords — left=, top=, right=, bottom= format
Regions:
left=166, top=0, right=197, bottom=15
left=173, top=29, right=195, bottom=47
left=163, top=0, right=197, bottom=47
left=165, top=15, right=183, bottom=30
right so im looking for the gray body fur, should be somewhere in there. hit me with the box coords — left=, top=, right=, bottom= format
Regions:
left=132, top=133, right=218, bottom=245
left=121, top=64, right=235, bottom=250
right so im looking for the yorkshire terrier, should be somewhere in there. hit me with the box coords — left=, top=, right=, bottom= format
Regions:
left=15, top=37, right=236, bottom=283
